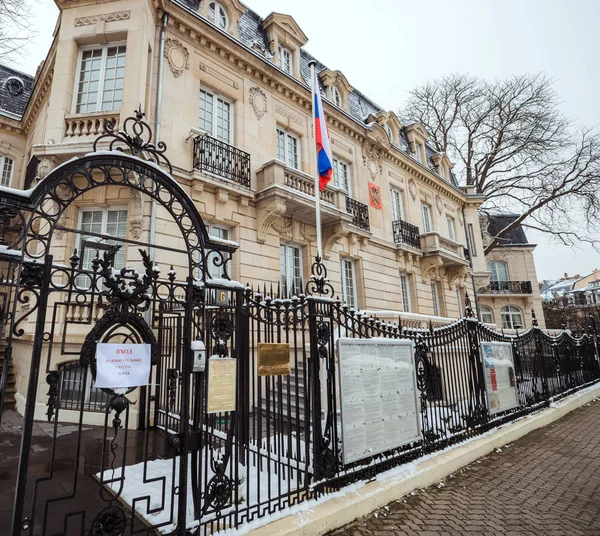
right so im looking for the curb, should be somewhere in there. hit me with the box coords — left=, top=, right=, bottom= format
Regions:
left=242, top=382, right=600, bottom=536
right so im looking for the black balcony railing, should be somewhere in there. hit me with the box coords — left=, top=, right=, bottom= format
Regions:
left=346, top=196, right=370, bottom=231
left=477, top=280, right=533, bottom=295
left=193, top=134, right=251, bottom=187
left=392, top=219, right=421, bottom=249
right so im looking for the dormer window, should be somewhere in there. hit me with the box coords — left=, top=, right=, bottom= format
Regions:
left=332, top=86, right=342, bottom=107
left=413, top=143, right=422, bottom=163
left=385, top=124, right=394, bottom=144
left=278, top=45, right=292, bottom=74
left=209, top=1, right=228, bottom=30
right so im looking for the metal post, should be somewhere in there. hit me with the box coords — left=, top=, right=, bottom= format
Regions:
left=12, top=254, right=53, bottom=535
left=308, top=60, right=323, bottom=259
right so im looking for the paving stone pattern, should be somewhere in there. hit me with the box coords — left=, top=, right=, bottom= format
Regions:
left=330, top=398, right=600, bottom=536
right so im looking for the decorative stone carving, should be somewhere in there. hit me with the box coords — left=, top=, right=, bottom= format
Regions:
left=275, top=105, right=303, bottom=127
left=362, top=144, right=382, bottom=179
left=37, top=158, right=57, bottom=179
left=299, top=223, right=316, bottom=243
left=272, top=216, right=293, bottom=238
left=323, top=223, right=349, bottom=260
left=435, top=194, right=444, bottom=214
left=448, top=266, right=469, bottom=290
left=421, top=257, right=444, bottom=283
left=164, top=38, right=189, bottom=78
left=257, top=200, right=287, bottom=243
left=74, top=11, right=130, bottom=26
left=408, top=178, right=417, bottom=201
left=129, top=189, right=144, bottom=240
left=249, top=87, right=267, bottom=120
left=199, top=62, right=240, bottom=90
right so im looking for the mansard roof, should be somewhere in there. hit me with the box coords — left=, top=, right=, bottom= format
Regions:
left=486, top=214, right=530, bottom=246
left=0, top=64, right=34, bottom=121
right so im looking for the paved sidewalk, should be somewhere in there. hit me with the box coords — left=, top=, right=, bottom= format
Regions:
left=330, top=398, right=600, bottom=536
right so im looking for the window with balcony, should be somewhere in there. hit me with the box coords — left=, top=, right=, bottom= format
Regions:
left=199, top=88, right=232, bottom=144
left=0, top=154, right=13, bottom=187
left=481, top=306, right=494, bottom=324
left=280, top=243, right=303, bottom=297
left=400, top=273, right=412, bottom=312
left=278, top=45, right=292, bottom=74
left=488, top=261, right=509, bottom=282
left=501, top=305, right=524, bottom=330
left=276, top=127, right=300, bottom=169
left=77, top=208, right=127, bottom=288
left=421, top=203, right=433, bottom=233
left=208, top=1, right=228, bottom=30
left=74, top=44, right=126, bottom=113
left=446, top=216, right=456, bottom=241
left=391, top=188, right=404, bottom=221
left=333, top=158, right=350, bottom=193
left=340, top=258, right=358, bottom=308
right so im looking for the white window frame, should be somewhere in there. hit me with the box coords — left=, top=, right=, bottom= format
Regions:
left=0, top=154, right=14, bottom=187
left=400, top=273, right=412, bottom=313
left=77, top=207, right=128, bottom=288
left=431, top=281, right=441, bottom=317
left=72, top=42, right=127, bottom=114
left=332, top=86, right=342, bottom=107
left=456, top=287, right=463, bottom=317
left=501, top=305, right=524, bottom=330
left=199, top=87, right=234, bottom=144
left=422, top=203, right=433, bottom=233
left=480, top=306, right=494, bottom=324
left=488, top=261, right=509, bottom=282
left=333, top=158, right=351, bottom=194
left=278, top=45, right=292, bottom=74
left=386, top=124, right=394, bottom=144
left=340, top=258, right=358, bottom=309
left=276, top=127, right=300, bottom=169
left=208, top=1, right=228, bottom=30
left=391, top=188, right=405, bottom=221
left=446, top=216, right=456, bottom=241
left=280, top=242, right=303, bottom=297
left=207, top=224, right=232, bottom=279
left=414, top=143, right=422, bottom=163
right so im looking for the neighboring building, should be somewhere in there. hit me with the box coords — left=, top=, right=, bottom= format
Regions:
left=476, top=214, right=545, bottom=329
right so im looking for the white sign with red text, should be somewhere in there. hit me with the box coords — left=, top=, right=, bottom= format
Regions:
left=95, top=343, right=151, bottom=388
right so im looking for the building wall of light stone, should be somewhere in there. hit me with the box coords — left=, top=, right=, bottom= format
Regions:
left=478, top=246, right=546, bottom=329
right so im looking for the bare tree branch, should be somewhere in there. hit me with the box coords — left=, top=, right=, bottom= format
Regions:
left=0, top=0, right=35, bottom=63
left=400, top=73, right=600, bottom=255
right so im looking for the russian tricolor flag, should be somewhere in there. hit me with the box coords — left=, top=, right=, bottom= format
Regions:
left=313, top=70, right=333, bottom=192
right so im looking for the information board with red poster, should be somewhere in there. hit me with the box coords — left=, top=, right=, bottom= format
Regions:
left=480, top=341, right=519, bottom=415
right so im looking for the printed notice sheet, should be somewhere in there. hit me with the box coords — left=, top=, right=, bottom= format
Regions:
left=337, top=338, right=421, bottom=464
left=207, top=357, right=237, bottom=414
left=480, top=342, right=519, bottom=415
left=95, top=343, right=151, bottom=388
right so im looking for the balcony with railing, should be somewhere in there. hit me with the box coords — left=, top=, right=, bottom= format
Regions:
left=345, top=197, right=370, bottom=231
left=392, top=220, right=421, bottom=250
left=476, top=280, right=533, bottom=295
left=193, top=133, right=251, bottom=188
left=420, top=232, right=469, bottom=267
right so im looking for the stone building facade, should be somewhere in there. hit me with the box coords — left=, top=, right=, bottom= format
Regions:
left=0, top=0, right=493, bottom=323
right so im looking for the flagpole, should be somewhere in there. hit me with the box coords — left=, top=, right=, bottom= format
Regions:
left=309, top=60, right=323, bottom=260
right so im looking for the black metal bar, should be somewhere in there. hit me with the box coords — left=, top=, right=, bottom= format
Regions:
left=392, top=220, right=421, bottom=249
left=23, top=156, right=40, bottom=190
left=11, top=254, right=53, bottom=536
left=345, top=196, right=370, bottom=231
left=476, top=280, right=533, bottom=294
left=193, top=134, right=251, bottom=187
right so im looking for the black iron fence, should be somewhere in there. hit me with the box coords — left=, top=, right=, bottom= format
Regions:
left=193, top=133, right=251, bottom=187
left=392, top=219, right=421, bottom=249
left=346, top=196, right=370, bottom=231
left=477, top=280, right=533, bottom=295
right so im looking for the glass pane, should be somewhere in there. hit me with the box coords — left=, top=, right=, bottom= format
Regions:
left=276, top=129, right=286, bottom=162
left=200, top=90, right=214, bottom=134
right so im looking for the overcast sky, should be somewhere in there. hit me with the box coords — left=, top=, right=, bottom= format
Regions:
left=13, top=0, right=600, bottom=282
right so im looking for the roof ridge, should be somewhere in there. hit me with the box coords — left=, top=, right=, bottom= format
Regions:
left=0, top=63, right=34, bottom=81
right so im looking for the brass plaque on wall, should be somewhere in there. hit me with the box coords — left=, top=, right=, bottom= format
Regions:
left=258, top=343, right=291, bottom=376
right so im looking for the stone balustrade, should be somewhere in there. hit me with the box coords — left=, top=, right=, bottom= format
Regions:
left=64, top=112, right=120, bottom=138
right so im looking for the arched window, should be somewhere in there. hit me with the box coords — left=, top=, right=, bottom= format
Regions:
left=501, top=305, right=524, bottom=330
left=332, top=86, right=342, bottom=107
left=488, top=261, right=509, bottom=282
left=480, top=305, right=494, bottom=324
left=385, top=124, right=394, bottom=144
left=208, top=1, right=228, bottom=30
left=58, top=361, right=112, bottom=412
